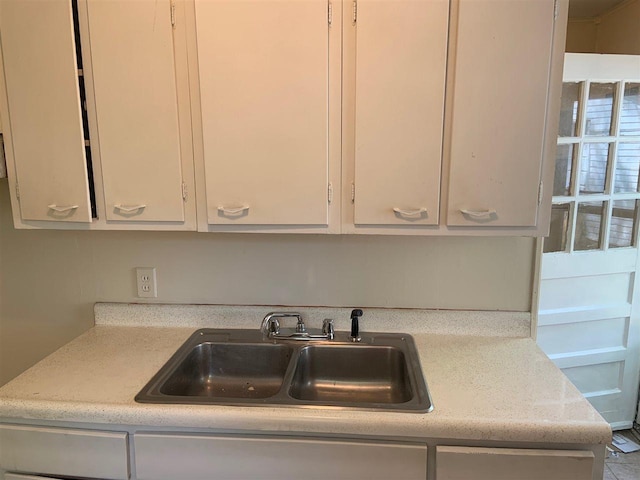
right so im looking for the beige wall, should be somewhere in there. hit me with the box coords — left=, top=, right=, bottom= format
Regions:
left=566, top=0, right=640, bottom=54
left=597, top=0, right=640, bottom=55
left=566, top=20, right=598, bottom=53
left=0, top=178, right=536, bottom=385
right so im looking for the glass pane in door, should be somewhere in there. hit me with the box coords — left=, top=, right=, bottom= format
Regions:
left=558, top=82, right=581, bottom=137
left=585, top=83, right=616, bottom=136
left=580, top=143, right=611, bottom=194
left=544, top=203, right=571, bottom=253
left=575, top=201, right=605, bottom=251
left=610, top=200, right=639, bottom=248
left=614, top=142, right=640, bottom=193
left=553, top=144, right=576, bottom=196
left=620, top=82, right=640, bottom=136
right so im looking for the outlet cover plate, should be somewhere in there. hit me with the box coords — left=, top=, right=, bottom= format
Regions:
left=136, top=267, right=157, bottom=298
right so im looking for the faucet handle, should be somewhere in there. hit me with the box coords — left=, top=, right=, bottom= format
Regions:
left=261, top=312, right=302, bottom=336
left=322, top=319, right=335, bottom=340
left=295, top=316, right=306, bottom=333
left=268, top=318, right=280, bottom=335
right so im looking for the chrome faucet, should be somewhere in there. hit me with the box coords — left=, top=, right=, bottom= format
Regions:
left=261, top=312, right=334, bottom=341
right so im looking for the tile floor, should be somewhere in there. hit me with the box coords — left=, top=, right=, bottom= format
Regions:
left=604, top=429, right=640, bottom=480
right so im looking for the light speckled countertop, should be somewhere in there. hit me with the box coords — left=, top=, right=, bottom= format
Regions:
left=0, top=304, right=611, bottom=445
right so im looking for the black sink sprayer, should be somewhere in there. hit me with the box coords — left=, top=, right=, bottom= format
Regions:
left=350, top=309, right=363, bottom=342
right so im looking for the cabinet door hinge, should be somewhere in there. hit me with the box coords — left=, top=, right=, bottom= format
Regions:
left=328, top=1, right=333, bottom=26
left=352, top=1, right=357, bottom=25
left=170, top=0, right=176, bottom=28
left=328, top=182, right=333, bottom=204
left=351, top=182, right=355, bottom=203
left=538, top=181, right=544, bottom=205
left=182, top=182, right=188, bottom=202
left=15, top=181, right=20, bottom=200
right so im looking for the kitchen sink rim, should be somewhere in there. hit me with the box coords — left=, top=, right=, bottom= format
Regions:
left=135, top=328, right=434, bottom=413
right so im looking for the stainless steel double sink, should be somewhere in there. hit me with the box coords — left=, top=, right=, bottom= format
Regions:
left=135, top=328, right=433, bottom=412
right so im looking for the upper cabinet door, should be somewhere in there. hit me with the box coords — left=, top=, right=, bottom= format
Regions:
left=196, top=0, right=330, bottom=226
left=0, top=0, right=91, bottom=223
left=86, top=0, right=185, bottom=223
left=446, top=0, right=555, bottom=227
left=351, top=0, right=448, bottom=226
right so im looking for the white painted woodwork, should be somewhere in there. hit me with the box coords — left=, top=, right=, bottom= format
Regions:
left=352, top=0, right=448, bottom=226
left=0, top=0, right=91, bottom=222
left=0, top=425, right=129, bottom=480
left=134, top=433, right=427, bottom=480
left=563, top=53, right=640, bottom=81
left=436, top=446, right=594, bottom=480
left=538, top=54, right=640, bottom=430
left=4, top=475, right=63, bottom=480
left=539, top=250, right=640, bottom=429
left=196, top=0, right=330, bottom=226
left=446, top=0, right=555, bottom=227
left=86, top=0, right=185, bottom=222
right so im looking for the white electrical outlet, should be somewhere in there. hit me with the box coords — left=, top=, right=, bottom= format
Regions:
left=136, top=267, right=157, bottom=298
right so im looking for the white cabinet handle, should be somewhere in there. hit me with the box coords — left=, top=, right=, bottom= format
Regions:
left=115, top=204, right=146, bottom=212
left=392, top=207, right=427, bottom=217
left=48, top=204, right=78, bottom=213
left=460, top=208, right=497, bottom=218
left=218, top=205, right=250, bottom=215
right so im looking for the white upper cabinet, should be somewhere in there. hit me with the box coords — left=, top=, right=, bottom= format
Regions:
left=0, top=0, right=196, bottom=230
left=0, top=0, right=566, bottom=235
left=85, top=0, right=187, bottom=224
left=0, top=0, right=92, bottom=223
left=193, top=0, right=339, bottom=230
left=445, top=0, right=556, bottom=228
left=346, top=0, right=449, bottom=228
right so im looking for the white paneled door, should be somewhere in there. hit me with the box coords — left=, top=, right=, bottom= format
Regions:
left=538, top=54, right=640, bottom=430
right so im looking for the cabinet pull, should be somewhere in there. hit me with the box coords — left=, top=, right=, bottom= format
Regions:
left=218, top=205, right=250, bottom=215
left=460, top=208, right=497, bottom=218
left=115, top=204, right=146, bottom=212
left=48, top=204, right=79, bottom=213
left=392, top=207, right=427, bottom=217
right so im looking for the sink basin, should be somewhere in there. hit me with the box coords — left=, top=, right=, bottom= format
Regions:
left=290, top=345, right=413, bottom=404
left=136, top=329, right=433, bottom=412
left=160, top=343, right=292, bottom=399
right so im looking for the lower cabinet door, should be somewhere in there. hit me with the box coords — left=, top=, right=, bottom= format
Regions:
left=135, top=433, right=427, bottom=480
left=0, top=425, right=129, bottom=480
left=436, top=446, right=594, bottom=480
left=4, top=474, right=64, bottom=480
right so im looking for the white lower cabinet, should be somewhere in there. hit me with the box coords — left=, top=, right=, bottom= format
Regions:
left=0, top=424, right=129, bottom=480
left=436, top=446, right=595, bottom=480
left=134, top=433, right=428, bottom=480
left=0, top=423, right=603, bottom=480
left=4, top=475, right=64, bottom=480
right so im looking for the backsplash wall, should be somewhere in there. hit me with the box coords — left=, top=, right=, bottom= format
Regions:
left=0, top=178, right=536, bottom=384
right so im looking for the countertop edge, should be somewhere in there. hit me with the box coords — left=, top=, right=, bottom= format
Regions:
left=0, top=398, right=612, bottom=446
